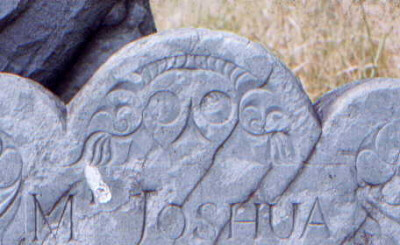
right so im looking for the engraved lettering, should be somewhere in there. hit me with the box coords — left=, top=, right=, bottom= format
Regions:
left=194, top=203, right=218, bottom=240
left=301, top=198, right=330, bottom=238
left=157, top=204, right=186, bottom=240
left=228, top=203, right=260, bottom=239
left=134, top=190, right=155, bottom=245
left=31, top=194, right=74, bottom=242
left=268, top=202, right=298, bottom=239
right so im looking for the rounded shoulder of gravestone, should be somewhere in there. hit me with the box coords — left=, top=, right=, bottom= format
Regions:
left=0, top=73, right=67, bottom=243
left=68, top=28, right=321, bottom=165
left=309, top=78, right=400, bottom=165
left=0, top=73, right=68, bottom=194
left=0, top=73, right=65, bottom=170
left=309, top=78, right=400, bottom=245
left=267, top=78, right=400, bottom=244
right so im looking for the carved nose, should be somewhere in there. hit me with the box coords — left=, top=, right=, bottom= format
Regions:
left=249, top=118, right=266, bottom=134
left=264, top=119, right=280, bottom=133
left=264, top=111, right=289, bottom=133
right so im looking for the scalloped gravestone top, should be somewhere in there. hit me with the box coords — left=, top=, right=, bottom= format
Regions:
left=0, top=28, right=397, bottom=245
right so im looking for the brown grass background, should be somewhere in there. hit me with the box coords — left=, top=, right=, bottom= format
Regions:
left=150, top=0, right=400, bottom=101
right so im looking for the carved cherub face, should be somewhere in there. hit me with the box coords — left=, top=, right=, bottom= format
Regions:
left=143, top=89, right=188, bottom=147
left=356, top=120, right=400, bottom=185
left=239, top=89, right=294, bottom=162
left=356, top=119, right=400, bottom=204
left=191, top=73, right=237, bottom=143
left=239, top=89, right=290, bottom=135
left=143, top=70, right=237, bottom=147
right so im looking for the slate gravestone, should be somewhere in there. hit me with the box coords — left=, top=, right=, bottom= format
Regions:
left=312, top=78, right=400, bottom=245
left=0, top=28, right=399, bottom=245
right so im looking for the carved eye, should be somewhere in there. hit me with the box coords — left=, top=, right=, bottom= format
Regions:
left=376, top=119, right=400, bottom=164
left=240, top=89, right=288, bottom=136
left=356, top=149, right=395, bottom=185
left=240, top=105, right=265, bottom=135
left=114, top=106, right=134, bottom=133
left=269, top=111, right=282, bottom=122
left=200, top=91, right=232, bottom=124
left=382, top=175, right=400, bottom=205
left=265, top=110, right=290, bottom=133
left=146, top=91, right=180, bottom=124
left=240, top=89, right=285, bottom=136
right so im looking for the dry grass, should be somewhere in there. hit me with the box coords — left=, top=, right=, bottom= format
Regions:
left=150, top=0, right=400, bottom=101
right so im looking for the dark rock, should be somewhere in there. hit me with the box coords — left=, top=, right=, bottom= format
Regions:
left=0, top=0, right=156, bottom=101
left=55, top=0, right=157, bottom=102
left=0, top=0, right=29, bottom=29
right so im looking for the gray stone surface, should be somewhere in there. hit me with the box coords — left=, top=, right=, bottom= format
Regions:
left=0, top=0, right=156, bottom=101
left=275, top=78, right=400, bottom=245
left=2, top=28, right=400, bottom=244
left=314, top=78, right=400, bottom=245
left=0, top=28, right=322, bottom=244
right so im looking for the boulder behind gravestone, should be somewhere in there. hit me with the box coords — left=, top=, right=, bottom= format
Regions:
left=0, top=0, right=156, bottom=102
left=56, top=0, right=157, bottom=102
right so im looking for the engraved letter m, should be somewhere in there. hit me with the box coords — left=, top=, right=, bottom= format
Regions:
left=31, top=194, right=74, bottom=243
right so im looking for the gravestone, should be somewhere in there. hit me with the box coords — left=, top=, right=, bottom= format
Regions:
left=313, top=78, right=400, bottom=245
left=0, top=28, right=399, bottom=245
